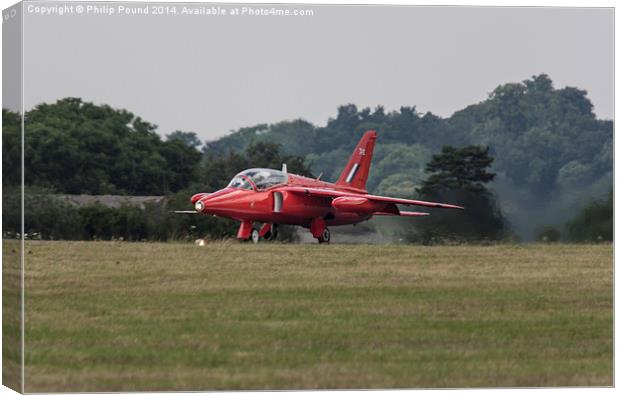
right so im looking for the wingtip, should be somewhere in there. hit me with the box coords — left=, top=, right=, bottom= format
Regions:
left=442, top=203, right=465, bottom=210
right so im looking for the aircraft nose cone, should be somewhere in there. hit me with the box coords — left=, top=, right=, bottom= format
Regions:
left=194, top=188, right=236, bottom=213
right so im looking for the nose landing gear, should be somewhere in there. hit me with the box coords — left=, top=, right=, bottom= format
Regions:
left=238, top=221, right=279, bottom=243
left=237, top=220, right=253, bottom=241
left=250, top=229, right=260, bottom=244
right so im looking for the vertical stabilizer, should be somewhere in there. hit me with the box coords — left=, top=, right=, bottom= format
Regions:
left=336, top=130, right=377, bottom=191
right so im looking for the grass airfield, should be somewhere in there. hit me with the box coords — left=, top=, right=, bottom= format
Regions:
left=19, top=241, right=612, bottom=391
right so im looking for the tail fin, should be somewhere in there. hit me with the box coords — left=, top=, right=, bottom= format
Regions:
left=336, top=130, right=377, bottom=191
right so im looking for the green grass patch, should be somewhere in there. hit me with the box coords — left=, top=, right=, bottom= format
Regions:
left=22, top=241, right=612, bottom=391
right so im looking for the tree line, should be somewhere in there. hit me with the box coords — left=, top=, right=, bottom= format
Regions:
left=2, top=74, right=612, bottom=243
left=204, top=74, right=612, bottom=241
left=3, top=99, right=201, bottom=195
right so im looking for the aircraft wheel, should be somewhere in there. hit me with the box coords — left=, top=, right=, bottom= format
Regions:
left=250, top=229, right=260, bottom=244
left=318, top=228, right=330, bottom=244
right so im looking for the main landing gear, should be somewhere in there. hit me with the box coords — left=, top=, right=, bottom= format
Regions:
left=237, top=220, right=278, bottom=244
left=310, top=217, right=330, bottom=244
left=318, top=228, right=331, bottom=244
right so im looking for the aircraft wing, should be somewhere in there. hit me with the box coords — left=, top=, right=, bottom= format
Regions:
left=374, top=211, right=430, bottom=216
left=361, top=193, right=464, bottom=210
left=282, top=186, right=464, bottom=210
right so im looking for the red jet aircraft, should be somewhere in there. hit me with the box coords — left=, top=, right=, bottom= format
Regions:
left=185, top=130, right=463, bottom=243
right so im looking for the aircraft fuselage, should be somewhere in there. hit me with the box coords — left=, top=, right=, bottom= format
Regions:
left=193, top=175, right=371, bottom=227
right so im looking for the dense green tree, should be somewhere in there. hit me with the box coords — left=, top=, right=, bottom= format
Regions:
left=305, top=148, right=349, bottom=183
left=7, top=98, right=202, bottom=195
left=408, top=146, right=506, bottom=243
left=166, top=131, right=202, bottom=149
left=2, top=109, right=21, bottom=187
left=366, top=143, right=431, bottom=193
left=417, top=146, right=495, bottom=196
left=566, top=191, right=612, bottom=242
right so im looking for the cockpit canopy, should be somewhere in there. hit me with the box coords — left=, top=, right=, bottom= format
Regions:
left=227, top=168, right=288, bottom=191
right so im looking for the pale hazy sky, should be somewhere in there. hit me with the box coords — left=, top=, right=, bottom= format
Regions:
left=16, top=3, right=614, bottom=142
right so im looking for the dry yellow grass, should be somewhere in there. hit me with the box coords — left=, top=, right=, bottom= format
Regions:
left=15, top=241, right=613, bottom=391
